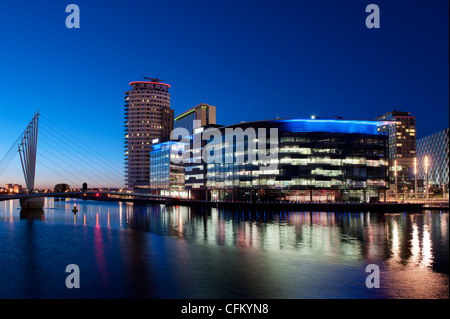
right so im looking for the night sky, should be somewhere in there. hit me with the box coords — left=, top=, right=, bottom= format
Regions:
left=0, top=0, right=448, bottom=188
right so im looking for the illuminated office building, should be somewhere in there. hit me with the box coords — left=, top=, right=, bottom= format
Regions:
left=170, top=103, right=217, bottom=198
left=174, top=103, right=216, bottom=136
left=417, top=128, right=449, bottom=187
left=182, top=123, right=223, bottom=199
left=204, top=119, right=390, bottom=202
left=376, top=110, right=417, bottom=195
left=151, top=118, right=391, bottom=202
left=149, top=141, right=186, bottom=197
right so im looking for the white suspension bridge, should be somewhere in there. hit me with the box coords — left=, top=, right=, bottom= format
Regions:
left=0, top=112, right=178, bottom=209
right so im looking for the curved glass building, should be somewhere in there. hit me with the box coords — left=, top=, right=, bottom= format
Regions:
left=184, top=118, right=391, bottom=202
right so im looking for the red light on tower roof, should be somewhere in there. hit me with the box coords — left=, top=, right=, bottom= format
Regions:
left=129, top=78, right=171, bottom=88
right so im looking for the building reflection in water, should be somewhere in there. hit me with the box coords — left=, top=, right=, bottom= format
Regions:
left=380, top=212, right=449, bottom=298
left=23, top=201, right=445, bottom=268
left=1, top=199, right=448, bottom=274
left=121, top=205, right=448, bottom=298
left=0, top=198, right=448, bottom=298
left=122, top=204, right=448, bottom=271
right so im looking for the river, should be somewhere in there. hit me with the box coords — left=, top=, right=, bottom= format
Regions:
left=0, top=198, right=448, bottom=299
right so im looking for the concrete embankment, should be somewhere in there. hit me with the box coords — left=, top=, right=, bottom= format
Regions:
left=85, top=196, right=449, bottom=212
left=175, top=200, right=447, bottom=212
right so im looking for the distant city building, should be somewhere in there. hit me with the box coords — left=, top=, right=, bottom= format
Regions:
left=13, top=184, right=22, bottom=194
left=5, top=184, right=23, bottom=194
left=124, top=78, right=174, bottom=190
left=54, top=183, right=70, bottom=192
left=417, top=128, right=449, bottom=186
left=376, top=110, right=417, bottom=195
left=82, top=182, right=88, bottom=192
left=174, top=103, right=216, bottom=136
left=5, top=184, right=22, bottom=194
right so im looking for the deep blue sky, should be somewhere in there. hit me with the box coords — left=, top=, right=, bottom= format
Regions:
left=0, top=0, right=448, bottom=188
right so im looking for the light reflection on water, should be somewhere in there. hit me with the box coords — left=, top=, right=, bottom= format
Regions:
left=0, top=198, right=448, bottom=299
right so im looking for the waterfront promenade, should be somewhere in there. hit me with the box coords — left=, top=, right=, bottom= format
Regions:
left=1, top=192, right=447, bottom=212
left=182, top=199, right=449, bottom=212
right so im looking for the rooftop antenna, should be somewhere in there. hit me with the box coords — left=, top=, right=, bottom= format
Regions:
left=143, top=76, right=163, bottom=82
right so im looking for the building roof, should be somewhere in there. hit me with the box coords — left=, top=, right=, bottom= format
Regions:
left=175, top=103, right=214, bottom=121
left=128, top=81, right=171, bottom=88
left=375, top=110, right=412, bottom=120
left=175, top=118, right=395, bottom=136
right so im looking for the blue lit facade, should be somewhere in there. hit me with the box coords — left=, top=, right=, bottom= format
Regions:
left=190, top=119, right=390, bottom=202
left=149, top=141, right=185, bottom=194
left=282, top=119, right=382, bottom=135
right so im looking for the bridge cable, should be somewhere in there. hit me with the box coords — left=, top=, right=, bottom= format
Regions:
left=37, top=141, right=119, bottom=188
left=0, top=133, right=23, bottom=177
left=36, top=152, right=87, bottom=188
left=38, top=129, right=124, bottom=185
left=1, top=115, right=123, bottom=189
left=0, top=149, right=17, bottom=176
left=36, top=159, right=81, bottom=188
left=40, top=116, right=123, bottom=172
left=37, top=132, right=122, bottom=186
left=38, top=122, right=124, bottom=184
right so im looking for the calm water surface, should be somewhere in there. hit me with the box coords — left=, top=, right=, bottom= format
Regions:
left=0, top=198, right=448, bottom=299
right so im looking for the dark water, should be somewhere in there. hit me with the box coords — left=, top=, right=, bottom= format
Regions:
left=0, top=198, right=448, bottom=299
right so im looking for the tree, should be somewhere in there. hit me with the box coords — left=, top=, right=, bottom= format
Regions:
left=430, top=185, right=443, bottom=197
left=54, top=183, right=70, bottom=193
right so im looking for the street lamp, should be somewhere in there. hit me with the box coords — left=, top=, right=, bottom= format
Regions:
left=394, top=159, right=398, bottom=200
left=425, top=156, right=429, bottom=199
left=414, top=157, right=418, bottom=199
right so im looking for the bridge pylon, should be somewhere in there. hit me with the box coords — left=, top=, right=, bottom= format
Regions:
left=18, top=112, right=44, bottom=209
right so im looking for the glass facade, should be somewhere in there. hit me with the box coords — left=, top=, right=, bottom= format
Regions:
left=183, top=124, right=223, bottom=195
left=174, top=104, right=216, bottom=136
left=149, top=141, right=185, bottom=192
left=149, top=119, right=390, bottom=201
left=202, top=120, right=389, bottom=202
left=417, top=128, right=449, bottom=186
left=175, top=111, right=197, bottom=136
